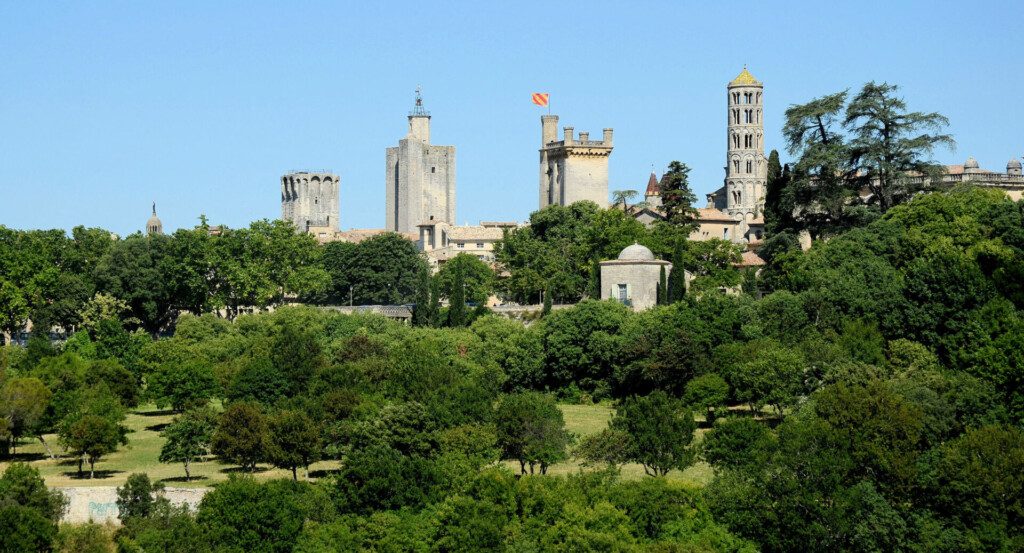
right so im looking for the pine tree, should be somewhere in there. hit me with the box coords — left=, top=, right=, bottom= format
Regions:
left=659, top=161, right=698, bottom=230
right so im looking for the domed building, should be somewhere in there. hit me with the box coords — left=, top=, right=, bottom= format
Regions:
left=599, top=243, right=674, bottom=311
left=146, top=203, right=163, bottom=236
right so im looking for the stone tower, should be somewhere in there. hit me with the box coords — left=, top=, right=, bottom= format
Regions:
left=281, top=171, right=340, bottom=232
left=539, top=115, right=613, bottom=209
left=385, top=88, right=456, bottom=233
left=724, top=67, right=766, bottom=220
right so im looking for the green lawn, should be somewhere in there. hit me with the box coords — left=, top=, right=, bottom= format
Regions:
left=0, top=405, right=339, bottom=489
left=1, top=402, right=713, bottom=489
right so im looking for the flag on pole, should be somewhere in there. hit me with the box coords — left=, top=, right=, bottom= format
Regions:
left=531, top=93, right=549, bottom=107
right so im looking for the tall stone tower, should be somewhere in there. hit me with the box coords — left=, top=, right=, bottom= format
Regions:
left=724, top=67, right=766, bottom=219
left=281, top=171, right=340, bottom=232
left=385, top=88, right=456, bottom=233
left=539, top=116, right=613, bottom=209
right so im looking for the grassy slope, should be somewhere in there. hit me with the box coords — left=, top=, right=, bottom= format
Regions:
left=1, top=403, right=713, bottom=489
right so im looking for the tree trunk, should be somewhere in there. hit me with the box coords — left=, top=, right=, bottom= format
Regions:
left=89, top=457, right=95, bottom=479
left=184, top=459, right=191, bottom=482
left=304, top=465, right=309, bottom=481
left=291, top=466, right=297, bottom=481
left=519, top=460, right=526, bottom=475
left=77, top=456, right=83, bottom=478
left=37, top=435, right=55, bottom=459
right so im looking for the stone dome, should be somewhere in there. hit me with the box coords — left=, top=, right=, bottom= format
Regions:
left=1008, top=158, right=1022, bottom=170
left=146, top=203, right=163, bottom=235
left=964, top=156, right=980, bottom=170
left=618, top=243, right=655, bottom=261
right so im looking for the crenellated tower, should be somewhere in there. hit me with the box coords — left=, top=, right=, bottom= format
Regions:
left=724, top=67, right=766, bottom=219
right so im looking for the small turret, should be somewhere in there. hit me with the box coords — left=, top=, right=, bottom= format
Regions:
left=1008, top=158, right=1022, bottom=176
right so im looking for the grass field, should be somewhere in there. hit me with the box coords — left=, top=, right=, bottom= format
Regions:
left=1, top=402, right=713, bottom=489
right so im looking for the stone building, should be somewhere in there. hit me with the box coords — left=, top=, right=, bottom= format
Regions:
left=709, top=66, right=767, bottom=221
left=417, top=220, right=518, bottom=268
left=386, top=89, right=456, bottom=234
left=539, top=115, right=613, bottom=209
left=280, top=171, right=340, bottom=232
left=904, top=156, right=1024, bottom=201
left=600, top=243, right=673, bottom=311
left=146, top=203, right=163, bottom=235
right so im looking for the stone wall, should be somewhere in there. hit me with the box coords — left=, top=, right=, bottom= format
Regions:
left=57, top=486, right=209, bottom=524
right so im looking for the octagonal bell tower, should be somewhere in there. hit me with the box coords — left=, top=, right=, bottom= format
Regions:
left=725, top=67, right=766, bottom=220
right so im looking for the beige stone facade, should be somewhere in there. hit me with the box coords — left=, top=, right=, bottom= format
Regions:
left=418, top=220, right=518, bottom=268
left=539, top=115, right=613, bottom=209
left=281, top=171, right=340, bottom=232
left=600, top=244, right=673, bottom=311
left=386, top=90, right=456, bottom=234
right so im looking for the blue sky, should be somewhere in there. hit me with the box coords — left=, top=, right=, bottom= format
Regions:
left=1, top=1, right=1019, bottom=235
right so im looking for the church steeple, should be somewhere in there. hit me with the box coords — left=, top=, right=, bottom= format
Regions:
left=146, top=202, right=163, bottom=235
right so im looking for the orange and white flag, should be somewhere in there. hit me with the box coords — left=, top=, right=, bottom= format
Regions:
left=531, top=93, right=549, bottom=107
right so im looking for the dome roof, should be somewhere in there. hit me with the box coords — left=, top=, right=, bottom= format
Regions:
left=146, top=203, right=163, bottom=234
left=618, top=243, right=655, bottom=261
left=964, top=156, right=980, bottom=169
left=1008, top=158, right=1022, bottom=169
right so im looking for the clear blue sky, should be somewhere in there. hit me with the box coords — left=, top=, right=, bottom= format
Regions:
left=1, top=1, right=1019, bottom=235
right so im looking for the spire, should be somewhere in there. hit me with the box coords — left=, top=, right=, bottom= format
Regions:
left=152, top=201, right=156, bottom=215
left=645, top=172, right=660, bottom=196
left=729, top=65, right=761, bottom=86
left=410, top=85, right=430, bottom=117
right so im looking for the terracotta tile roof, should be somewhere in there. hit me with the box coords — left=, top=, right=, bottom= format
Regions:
left=736, top=250, right=766, bottom=267
left=695, top=207, right=736, bottom=222
left=447, top=226, right=506, bottom=240
left=645, top=172, right=660, bottom=196
left=336, top=229, right=416, bottom=243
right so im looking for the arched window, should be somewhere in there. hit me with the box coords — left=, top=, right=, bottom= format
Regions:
left=746, top=160, right=753, bottom=173
left=733, top=160, right=740, bottom=173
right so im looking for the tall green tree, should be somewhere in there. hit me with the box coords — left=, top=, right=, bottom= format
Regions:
left=268, top=409, right=322, bottom=480
left=783, top=91, right=855, bottom=239
left=447, top=262, right=467, bottom=327
left=494, top=392, right=571, bottom=474
left=211, top=402, right=270, bottom=472
left=412, top=264, right=433, bottom=326
left=317, top=233, right=426, bottom=305
left=434, top=253, right=494, bottom=306
left=659, top=162, right=698, bottom=230
left=159, top=407, right=217, bottom=481
left=611, top=391, right=697, bottom=476
left=844, top=81, right=955, bottom=212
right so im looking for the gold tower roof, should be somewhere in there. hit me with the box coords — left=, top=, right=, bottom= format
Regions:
left=729, top=66, right=761, bottom=86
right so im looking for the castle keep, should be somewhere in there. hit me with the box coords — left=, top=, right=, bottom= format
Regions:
left=539, top=115, right=613, bottom=209
left=280, top=171, right=340, bottom=232
left=386, top=89, right=456, bottom=234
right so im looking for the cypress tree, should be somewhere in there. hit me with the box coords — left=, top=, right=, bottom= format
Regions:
left=658, top=265, right=668, bottom=305
left=668, top=240, right=686, bottom=302
left=542, top=287, right=552, bottom=317
left=412, top=266, right=431, bottom=326
left=589, top=257, right=601, bottom=299
left=448, top=264, right=466, bottom=327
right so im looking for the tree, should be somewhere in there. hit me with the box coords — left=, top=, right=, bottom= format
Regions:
left=542, top=286, right=552, bottom=316
left=683, top=373, right=729, bottom=423
left=658, top=266, right=668, bottom=306
left=0, top=463, right=67, bottom=522
left=844, top=81, right=955, bottom=212
left=446, top=262, right=467, bottom=327
left=316, top=233, right=426, bottom=305
left=611, top=391, right=697, bottom=476
left=159, top=407, right=217, bottom=481
left=268, top=409, right=322, bottom=480
left=0, top=377, right=50, bottom=454
left=434, top=253, right=494, bottom=306
left=62, top=414, right=125, bottom=478
left=0, top=506, right=56, bottom=553
left=700, top=417, right=775, bottom=472
left=659, top=162, right=698, bottom=230
left=611, top=189, right=639, bottom=209
left=412, top=264, right=434, bottom=326
left=667, top=239, right=686, bottom=302
left=148, top=360, right=218, bottom=412
left=494, top=392, right=571, bottom=474
left=93, top=234, right=176, bottom=334
left=763, top=149, right=792, bottom=235
left=0, top=279, right=29, bottom=341
left=211, top=402, right=270, bottom=472
left=783, top=90, right=856, bottom=239
left=116, top=473, right=165, bottom=523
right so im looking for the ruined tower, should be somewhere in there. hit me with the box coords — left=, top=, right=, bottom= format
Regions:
left=280, top=171, right=340, bottom=232
left=724, top=67, right=766, bottom=219
left=385, top=88, right=456, bottom=233
left=539, top=116, right=613, bottom=209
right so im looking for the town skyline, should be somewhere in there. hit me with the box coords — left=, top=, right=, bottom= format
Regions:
left=1, top=1, right=1020, bottom=235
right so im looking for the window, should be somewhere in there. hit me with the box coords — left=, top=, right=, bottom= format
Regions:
left=746, top=160, right=753, bottom=173
left=617, top=284, right=628, bottom=303
left=457, top=242, right=464, bottom=248
left=431, top=167, right=436, bottom=173
left=476, top=242, right=484, bottom=248
left=733, top=160, right=739, bottom=173
left=723, top=228, right=730, bottom=239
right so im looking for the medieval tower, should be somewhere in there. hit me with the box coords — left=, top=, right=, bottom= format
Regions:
left=539, top=115, right=613, bottom=209
left=723, top=67, right=766, bottom=219
left=385, top=88, right=456, bottom=233
left=280, top=171, right=340, bottom=232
